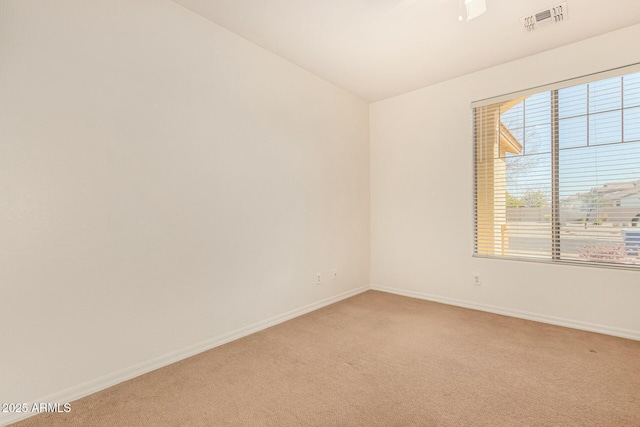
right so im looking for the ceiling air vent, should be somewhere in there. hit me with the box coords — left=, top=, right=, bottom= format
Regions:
left=521, top=2, right=567, bottom=32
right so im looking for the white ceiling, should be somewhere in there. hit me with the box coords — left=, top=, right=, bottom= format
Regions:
left=172, top=0, right=640, bottom=101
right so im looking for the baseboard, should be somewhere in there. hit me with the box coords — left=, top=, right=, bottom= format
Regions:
left=370, top=285, right=640, bottom=341
left=1, top=285, right=369, bottom=427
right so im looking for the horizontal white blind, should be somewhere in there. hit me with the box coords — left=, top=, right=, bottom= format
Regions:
left=474, top=66, right=640, bottom=268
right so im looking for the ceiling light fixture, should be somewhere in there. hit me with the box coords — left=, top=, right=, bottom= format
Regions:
left=460, top=0, right=487, bottom=22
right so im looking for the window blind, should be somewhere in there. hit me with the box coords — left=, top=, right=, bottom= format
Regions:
left=474, top=64, right=640, bottom=268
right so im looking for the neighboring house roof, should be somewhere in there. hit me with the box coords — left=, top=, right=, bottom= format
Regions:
left=499, top=97, right=527, bottom=157
left=499, top=122, right=523, bottom=156
left=561, top=180, right=640, bottom=210
left=590, top=180, right=640, bottom=202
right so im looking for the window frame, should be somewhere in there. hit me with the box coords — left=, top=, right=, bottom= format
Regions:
left=472, top=62, right=640, bottom=270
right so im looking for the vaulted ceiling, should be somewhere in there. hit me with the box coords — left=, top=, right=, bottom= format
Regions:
left=172, top=0, right=640, bottom=101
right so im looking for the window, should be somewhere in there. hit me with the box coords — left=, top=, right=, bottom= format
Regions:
left=474, top=65, right=640, bottom=268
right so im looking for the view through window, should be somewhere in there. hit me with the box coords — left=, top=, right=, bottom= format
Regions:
left=474, top=67, right=640, bottom=267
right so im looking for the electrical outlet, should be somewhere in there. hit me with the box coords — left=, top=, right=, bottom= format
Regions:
left=331, top=268, right=338, bottom=280
left=473, top=274, right=481, bottom=286
left=316, top=273, right=321, bottom=285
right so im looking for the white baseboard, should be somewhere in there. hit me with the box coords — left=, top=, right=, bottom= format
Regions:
left=5, top=283, right=636, bottom=426
left=1, top=285, right=369, bottom=427
left=370, top=285, right=640, bottom=341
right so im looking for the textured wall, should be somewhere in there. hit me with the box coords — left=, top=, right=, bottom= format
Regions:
left=0, top=0, right=370, bottom=408
left=370, top=24, right=640, bottom=339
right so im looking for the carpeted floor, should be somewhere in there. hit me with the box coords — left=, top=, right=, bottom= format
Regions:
left=13, top=291, right=640, bottom=426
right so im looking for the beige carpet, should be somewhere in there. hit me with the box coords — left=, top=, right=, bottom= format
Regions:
left=13, top=291, right=640, bottom=426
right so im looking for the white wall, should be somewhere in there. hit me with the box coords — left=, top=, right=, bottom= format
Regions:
left=0, top=0, right=369, bottom=412
left=371, top=24, right=640, bottom=339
